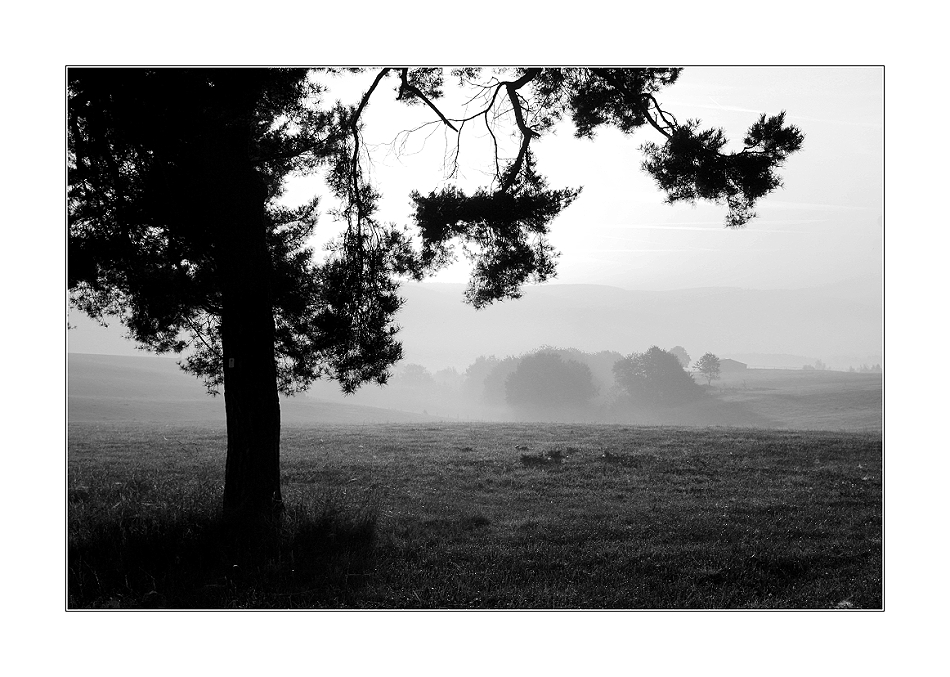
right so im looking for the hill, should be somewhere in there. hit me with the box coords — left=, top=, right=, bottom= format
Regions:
left=67, top=353, right=441, bottom=426
left=68, top=280, right=882, bottom=372
left=389, top=281, right=881, bottom=370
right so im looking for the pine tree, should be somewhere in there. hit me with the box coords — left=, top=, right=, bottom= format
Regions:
left=69, top=68, right=803, bottom=525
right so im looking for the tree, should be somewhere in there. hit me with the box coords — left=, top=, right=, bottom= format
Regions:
left=695, top=353, right=722, bottom=385
left=70, top=70, right=347, bottom=522
left=516, top=346, right=623, bottom=398
left=482, top=356, right=522, bottom=407
left=68, top=68, right=803, bottom=526
left=462, top=356, right=501, bottom=402
left=394, top=363, right=435, bottom=387
left=505, top=352, right=597, bottom=415
left=433, top=367, right=464, bottom=389
left=669, top=346, right=691, bottom=369
left=613, top=346, right=700, bottom=405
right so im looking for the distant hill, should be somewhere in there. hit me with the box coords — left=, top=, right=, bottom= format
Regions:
left=391, top=281, right=881, bottom=370
left=68, top=353, right=441, bottom=426
left=68, top=279, right=882, bottom=372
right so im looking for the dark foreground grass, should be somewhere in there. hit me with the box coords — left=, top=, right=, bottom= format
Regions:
left=68, top=423, right=882, bottom=609
left=68, top=478, right=378, bottom=608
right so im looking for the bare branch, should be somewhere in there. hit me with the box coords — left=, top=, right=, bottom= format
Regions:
left=398, top=69, right=459, bottom=132
left=645, top=94, right=677, bottom=138
left=349, top=68, right=391, bottom=226
left=502, top=68, right=542, bottom=191
left=449, top=119, right=465, bottom=179
left=446, top=83, right=504, bottom=126
left=484, top=109, right=500, bottom=179
left=383, top=69, right=544, bottom=189
left=186, top=314, right=219, bottom=357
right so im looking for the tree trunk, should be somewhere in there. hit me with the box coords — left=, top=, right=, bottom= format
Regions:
left=214, top=126, right=283, bottom=524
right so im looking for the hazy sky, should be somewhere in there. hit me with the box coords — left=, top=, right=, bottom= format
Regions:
left=68, top=67, right=884, bottom=358
left=281, top=67, right=883, bottom=294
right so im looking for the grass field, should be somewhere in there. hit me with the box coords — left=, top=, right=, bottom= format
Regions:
left=68, top=422, right=882, bottom=609
left=712, top=369, right=882, bottom=432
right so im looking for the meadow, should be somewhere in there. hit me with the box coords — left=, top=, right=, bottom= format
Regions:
left=712, top=368, right=882, bottom=432
left=68, top=421, right=882, bottom=609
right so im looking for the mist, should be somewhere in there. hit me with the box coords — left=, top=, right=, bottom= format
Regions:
left=69, top=278, right=882, bottom=432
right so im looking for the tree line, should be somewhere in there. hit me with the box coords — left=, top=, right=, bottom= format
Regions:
left=383, top=345, right=725, bottom=420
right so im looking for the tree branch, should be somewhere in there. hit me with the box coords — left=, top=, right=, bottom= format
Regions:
left=186, top=314, right=220, bottom=357
left=646, top=94, right=678, bottom=136
left=349, top=68, right=391, bottom=225
left=484, top=113, right=500, bottom=179
left=501, top=68, right=542, bottom=191
left=398, top=69, right=459, bottom=132
left=383, top=69, right=544, bottom=190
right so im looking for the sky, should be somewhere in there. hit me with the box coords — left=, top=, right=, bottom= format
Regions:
left=281, top=67, right=883, bottom=296
left=68, top=67, right=884, bottom=360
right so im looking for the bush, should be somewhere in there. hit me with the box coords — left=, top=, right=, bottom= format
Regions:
left=613, top=346, right=701, bottom=405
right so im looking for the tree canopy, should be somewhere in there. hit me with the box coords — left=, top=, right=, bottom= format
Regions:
left=613, top=346, right=701, bottom=405
left=68, top=69, right=410, bottom=396
left=670, top=346, right=691, bottom=369
left=505, top=351, right=598, bottom=415
left=68, top=67, right=804, bottom=520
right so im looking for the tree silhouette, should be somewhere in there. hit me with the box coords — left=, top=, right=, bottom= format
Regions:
left=613, top=346, right=701, bottom=405
left=505, top=352, right=597, bottom=416
left=68, top=68, right=803, bottom=525
left=482, top=356, right=522, bottom=407
left=695, top=353, right=722, bottom=385
left=462, top=356, right=501, bottom=402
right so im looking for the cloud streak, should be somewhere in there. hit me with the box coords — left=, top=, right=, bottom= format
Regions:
left=763, top=200, right=873, bottom=212
left=579, top=248, right=726, bottom=253
left=674, top=99, right=883, bottom=130
left=588, top=222, right=821, bottom=234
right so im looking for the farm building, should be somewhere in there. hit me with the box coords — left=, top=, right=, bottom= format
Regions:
left=720, top=358, right=748, bottom=372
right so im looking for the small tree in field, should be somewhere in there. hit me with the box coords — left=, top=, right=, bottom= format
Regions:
left=613, top=346, right=700, bottom=405
left=695, top=353, right=722, bottom=385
